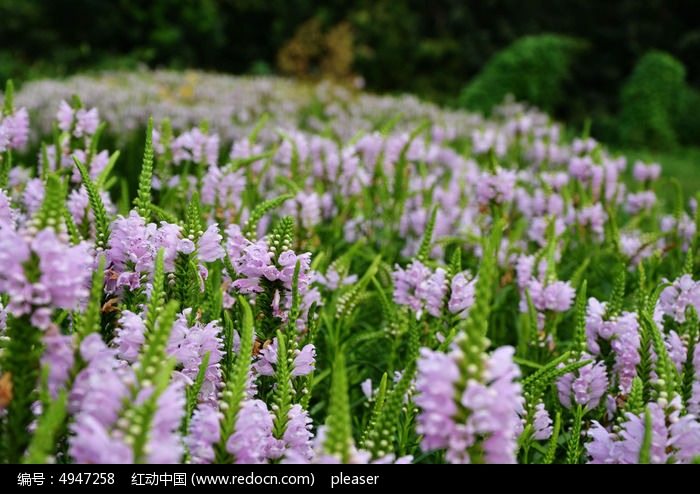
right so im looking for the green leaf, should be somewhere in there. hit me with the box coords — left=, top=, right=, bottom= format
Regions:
left=73, top=156, right=110, bottom=250
left=134, top=117, right=155, bottom=220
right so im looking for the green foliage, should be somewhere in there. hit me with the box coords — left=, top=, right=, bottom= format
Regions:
left=73, top=156, right=110, bottom=250
left=215, top=298, right=254, bottom=463
left=458, top=34, right=587, bottom=114
left=134, top=118, right=154, bottom=220
left=618, top=51, right=686, bottom=151
left=23, top=390, right=67, bottom=464
left=2, top=315, right=43, bottom=463
left=34, top=173, right=66, bottom=232
left=243, top=194, right=294, bottom=240
left=674, top=85, right=700, bottom=147
left=323, top=352, right=353, bottom=463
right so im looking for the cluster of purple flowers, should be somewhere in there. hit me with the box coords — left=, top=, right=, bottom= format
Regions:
left=392, top=260, right=477, bottom=320
left=415, top=345, right=523, bottom=463
left=0, top=226, right=93, bottom=329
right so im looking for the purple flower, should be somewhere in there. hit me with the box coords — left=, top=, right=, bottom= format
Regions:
left=625, top=191, right=656, bottom=215
left=74, top=107, right=99, bottom=138
left=225, top=223, right=248, bottom=260
left=665, top=330, right=686, bottom=374
left=632, top=161, right=661, bottom=182
left=392, top=260, right=432, bottom=315
left=556, top=356, right=609, bottom=410
left=42, top=326, right=75, bottom=398
left=146, top=380, right=186, bottom=463
left=282, top=404, right=314, bottom=461
left=0, top=189, right=14, bottom=229
left=226, top=399, right=275, bottom=464
left=668, top=414, right=700, bottom=463
left=658, top=274, right=700, bottom=323
left=615, top=402, right=670, bottom=464
left=688, top=344, right=700, bottom=415
left=197, top=223, right=225, bottom=262
left=291, top=344, right=316, bottom=377
left=57, top=100, right=74, bottom=132
left=578, top=204, right=607, bottom=241
left=114, top=310, right=146, bottom=363
left=23, top=178, right=45, bottom=216
left=69, top=338, right=135, bottom=463
left=70, top=415, right=134, bottom=464
left=448, top=272, right=476, bottom=317
left=2, top=107, right=29, bottom=150
left=32, top=230, right=93, bottom=310
left=254, top=338, right=278, bottom=376
left=475, top=167, right=517, bottom=206
left=521, top=278, right=575, bottom=313
left=415, top=347, right=460, bottom=452
left=186, top=404, right=221, bottom=464
left=532, top=402, right=553, bottom=441
left=418, top=268, right=447, bottom=317
left=166, top=310, right=223, bottom=404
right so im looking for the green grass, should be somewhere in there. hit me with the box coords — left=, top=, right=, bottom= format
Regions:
left=614, top=145, right=700, bottom=199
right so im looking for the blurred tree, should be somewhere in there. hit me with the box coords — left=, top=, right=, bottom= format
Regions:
left=457, top=34, right=587, bottom=115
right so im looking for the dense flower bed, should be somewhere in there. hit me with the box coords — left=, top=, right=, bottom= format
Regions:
left=0, top=71, right=699, bottom=464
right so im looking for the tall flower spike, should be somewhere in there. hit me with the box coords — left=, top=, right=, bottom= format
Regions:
left=214, top=297, right=255, bottom=463
left=134, top=117, right=154, bottom=220
left=73, top=156, right=109, bottom=251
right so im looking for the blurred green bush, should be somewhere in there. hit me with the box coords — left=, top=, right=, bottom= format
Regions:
left=618, top=51, right=686, bottom=150
left=456, top=34, right=587, bottom=114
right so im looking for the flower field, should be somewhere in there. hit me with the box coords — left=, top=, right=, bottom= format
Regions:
left=0, top=70, right=699, bottom=464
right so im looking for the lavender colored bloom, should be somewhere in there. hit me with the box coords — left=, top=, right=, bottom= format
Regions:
left=74, top=107, right=99, bottom=138
left=625, top=190, right=656, bottom=215
left=23, top=178, right=45, bottom=216
left=475, top=167, right=517, bottom=206
left=0, top=227, right=92, bottom=326
left=615, top=402, right=670, bottom=464
left=689, top=344, right=700, bottom=415
left=418, top=268, right=447, bottom=317
left=668, top=414, right=700, bottom=463
left=42, top=326, right=75, bottom=398
left=253, top=338, right=313, bottom=377
left=448, top=272, right=476, bottom=317
left=578, top=203, right=607, bottom=241
left=291, top=344, right=316, bottom=377
left=114, top=310, right=146, bottom=363
left=57, top=100, right=74, bottom=132
left=585, top=422, right=618, bottom=464
left=70, top=416, right=134, bottom=464
left=657, top=274, right=700, bottom=323
left=146, top=380, right=186, bottom=463
left=532, top=402, right=553, bottom=440
left=2, top=108, right=29, bottom=150
left=166, top=309, right=223, bottom=404
left=225, top=223, right=248, bottom=260
left=665, top=330, right=686, bottom=374
left=0, top=189, right=15, bottom=230
left=522, top=278, right=575, bottom=313
left=253, top=338, right=278, bottom=376
left=186, top=404, right=221, bottom=464
left=32, top=230, right=93, bottom=310
left=197, top=223, right=225, bottom=262
left=455, top=346, right=523, bottom=464
left=556, top=356, right=609, bottom=410
left=282, top=404, right=314, bottom=461
left=392, top=260, right=433, bottom=316
left=226, top=399, right=275, bottom=464
left=69, top=338, right=135, bottom=463
left=632, top=161, right=661, bottom=182
left=415, top=347, right=460, bottom=452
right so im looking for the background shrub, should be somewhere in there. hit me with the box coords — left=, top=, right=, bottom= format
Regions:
left=456, top=34, right=587, bottom=115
